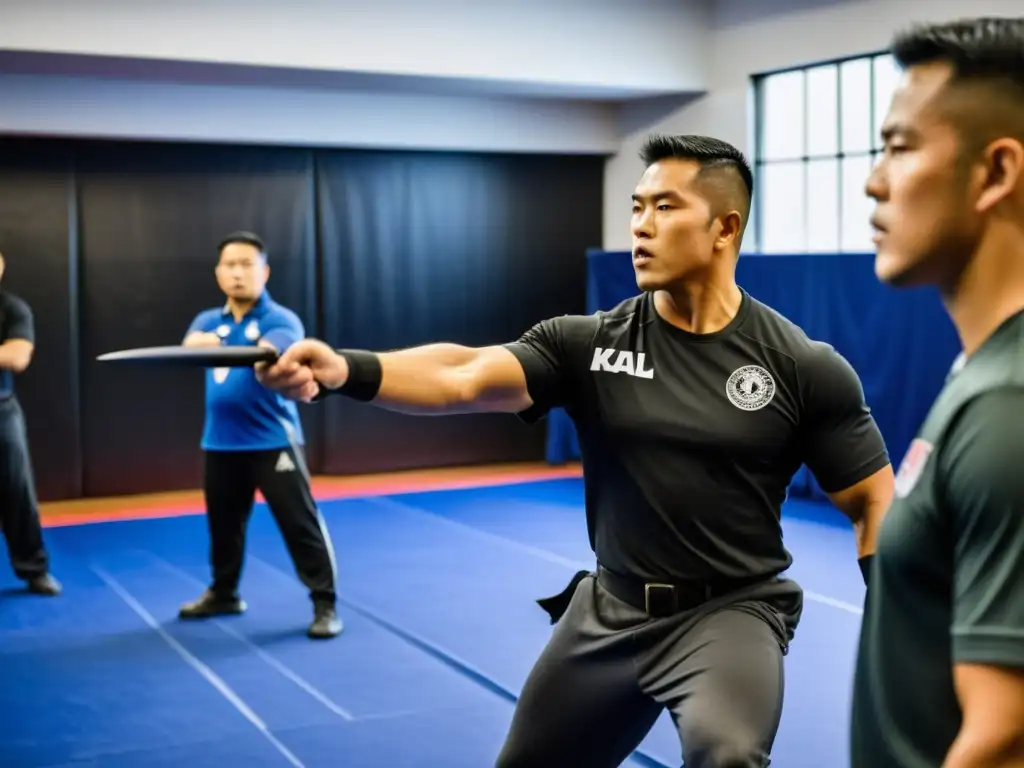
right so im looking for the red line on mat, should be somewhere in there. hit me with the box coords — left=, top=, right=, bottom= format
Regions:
left=41, top=466, right=583, bottom=528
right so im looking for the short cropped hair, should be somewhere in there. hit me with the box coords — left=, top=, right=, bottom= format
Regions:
left=217, top=231, right=266, bottom=258
left=891, top=18, right=1024, bottom=148
left=891, top=17, right=1024, bottom=88
left=639, top=134, right=754, bottom=204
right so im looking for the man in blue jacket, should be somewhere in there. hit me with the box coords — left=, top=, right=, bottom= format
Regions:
left=178, top=232, right=341, bottom=639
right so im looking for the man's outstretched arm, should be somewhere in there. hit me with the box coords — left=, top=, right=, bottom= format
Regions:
left=258, top=314, right=594, bottom=418
left=258, top=339, right=542, bottom=416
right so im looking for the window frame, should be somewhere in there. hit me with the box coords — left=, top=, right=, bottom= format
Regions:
left=750, top=49, right=895, bottom=254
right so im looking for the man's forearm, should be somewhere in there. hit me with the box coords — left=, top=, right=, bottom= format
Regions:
left=0, top=342, right=32, bottom=373
left=852, top=498, right=887, bottom=558
left=183, top=331, right=220, bottom=348
left=829, top=487, right=890, bottom=586
left=826, top=467, right=893, bottom=567
left=322, top=343, right=528, bottom=416
left=943, top=728, right=1024, bottom=767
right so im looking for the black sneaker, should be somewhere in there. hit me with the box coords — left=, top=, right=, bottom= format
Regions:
left=178, top=589, right=246, bottom=619
left=308, top=602, right=343, bottom=639
left=26, top=574, right=62, bottom=596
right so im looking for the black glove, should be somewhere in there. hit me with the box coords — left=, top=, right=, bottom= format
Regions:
left=858, top=554, right=875, bottom=587
left=536, top=570, right=590, bottom=624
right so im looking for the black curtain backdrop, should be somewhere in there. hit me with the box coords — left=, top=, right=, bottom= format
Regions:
left=0, top=137, right=601, bottom=501
left=0, top=140, right=80, bottom=501
left=316, top=150, right=601, bottom=474
left=75, top=141, right=319, bottom=497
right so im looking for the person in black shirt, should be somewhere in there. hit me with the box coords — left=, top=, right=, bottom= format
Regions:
left=853, top=18, right=1024, bottom=768
left=256, top=135, right=894, bottom=767
left=0, top=252, right=60, bottom=596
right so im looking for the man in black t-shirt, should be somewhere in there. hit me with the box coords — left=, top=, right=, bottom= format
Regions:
left=853, top=18, right=1024, bottom=767
left=0, top=252, right=60, bottom=596
left=257, top=135, right=894, bottom=767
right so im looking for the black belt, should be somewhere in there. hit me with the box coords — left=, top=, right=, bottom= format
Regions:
left=597, top=566, right=766, bottom=618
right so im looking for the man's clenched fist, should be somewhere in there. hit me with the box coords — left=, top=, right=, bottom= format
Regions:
left=255, top=339, right=349, bottom=402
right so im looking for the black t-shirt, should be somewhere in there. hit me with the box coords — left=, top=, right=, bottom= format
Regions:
left=851, top=309, right=1024, bottom=768
left=0, top=291, right=35, bottom=398
left=503, top=290, right=890, bottom=582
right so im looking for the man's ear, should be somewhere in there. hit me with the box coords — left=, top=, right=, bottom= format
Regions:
left=975, top=138, right=1024, bottom=213
left=714, top=211, right=744, bottom=250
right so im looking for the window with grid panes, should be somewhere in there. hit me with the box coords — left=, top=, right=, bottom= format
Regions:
left=750, top=53, right=902, bottom=254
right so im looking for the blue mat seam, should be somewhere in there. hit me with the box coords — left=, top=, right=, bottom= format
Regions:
left=337, top=596, right=673, bottom=768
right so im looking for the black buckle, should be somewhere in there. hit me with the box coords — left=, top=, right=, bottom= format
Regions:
left=644, top=583, right=678, bottom=617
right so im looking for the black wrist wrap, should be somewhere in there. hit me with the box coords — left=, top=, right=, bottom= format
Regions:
left=315, top=349, right=382, bottom=402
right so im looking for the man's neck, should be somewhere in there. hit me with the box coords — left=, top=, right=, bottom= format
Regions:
left=227, top=297, right=256, bottom=322
left=944, top=224, right=1024, bottom=357
left=653, top=277, right=743, bottom=335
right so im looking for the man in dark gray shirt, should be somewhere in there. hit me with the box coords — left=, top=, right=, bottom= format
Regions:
left=853, top=17, right=1024, bottom=767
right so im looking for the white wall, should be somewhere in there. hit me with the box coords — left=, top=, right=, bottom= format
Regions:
left=0, top=0, right=710, bottom=97
left=602, top=0, right=1024, bottom=249
left=0, top=73, right=621, bottom=155
left=0, top=0, right=710, bottom=157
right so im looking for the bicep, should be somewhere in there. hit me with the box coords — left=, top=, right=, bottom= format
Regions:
left=498, top=315, right=593, bottom=422
left=459, top=345, right=534, bottom=413
left=800, top=345, right=890, bottom=493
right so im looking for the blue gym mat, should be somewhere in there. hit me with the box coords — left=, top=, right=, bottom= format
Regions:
left=0, top=478, right=864, bottom=767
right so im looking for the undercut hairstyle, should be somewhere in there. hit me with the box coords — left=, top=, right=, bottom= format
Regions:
left=217, top=231, right=266, bottom=259
left=639, top=134, right=754, bottom=237
left=891, top=18, right=1024, bottom=147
